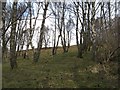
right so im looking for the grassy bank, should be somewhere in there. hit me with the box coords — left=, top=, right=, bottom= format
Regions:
left=2, top=46, right=118, bottom=88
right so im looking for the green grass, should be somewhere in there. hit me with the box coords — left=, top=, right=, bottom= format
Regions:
left=2, top=46, right=118, bottom=88
left=0, top=63, right=2, bottom=89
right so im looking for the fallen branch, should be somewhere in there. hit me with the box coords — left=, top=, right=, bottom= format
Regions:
left=106, top=47, right=120, bottom=62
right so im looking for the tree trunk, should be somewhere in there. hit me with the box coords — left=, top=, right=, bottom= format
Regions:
left=52, top=3, right=57, bottom=55
left=10, top=1, right=17, bottom=69
left=91, top=2, right=97, bottom=61
left=76, top=3, right=82, bottom=58
left=34, top=2, right=49, bottom=62
left=62, top=2, right=67, bottom=53
left=26, top=2, right=32, bottom=59
left=107, top=2, right=111, bottom=30
left=2, top=2, right=6, bottom=62
left=87, top=3, right=91, bottom=51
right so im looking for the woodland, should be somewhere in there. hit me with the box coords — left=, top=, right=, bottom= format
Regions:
left=0, top=0, right=120, bottom=88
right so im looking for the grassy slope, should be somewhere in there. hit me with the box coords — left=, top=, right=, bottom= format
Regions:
left=0, top=63, right=2, bottom=89
left=2, top=46, right=118, bottom=88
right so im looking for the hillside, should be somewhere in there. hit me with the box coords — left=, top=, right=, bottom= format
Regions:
left=2, top=46, right=118, bottom=88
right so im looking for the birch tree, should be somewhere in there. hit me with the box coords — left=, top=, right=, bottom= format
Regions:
left=10, top=1, right=18, bottom=69
left=34, top=2, right=49, bottom=62
left=2, top=2, right=6, bottom=61
left=91, top=2, right=97, bottom=61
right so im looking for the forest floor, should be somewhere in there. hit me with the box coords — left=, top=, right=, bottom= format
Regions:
left=2, top=46, right=118, bottom=88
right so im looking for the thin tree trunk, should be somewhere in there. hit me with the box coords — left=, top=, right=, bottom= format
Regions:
left=54, top=2, right=62, bottom=54
left=34, top=2, right=49, bottom=62
left=52, top=3, right=57, bottom=55
left=91, top=2, right=97, bottom=61
left=10, top=1, right=17, bottom=69
left=2, top=2, right=6, bottom=62
left=87, top=3, right=91, bottom=51
left=76, top=3, right=82, bottom=58
left=107, top=2, right=111, bottom=30
left=26, top=2, right=32, bottom=59
left=62, top=2, right=67, bottom=53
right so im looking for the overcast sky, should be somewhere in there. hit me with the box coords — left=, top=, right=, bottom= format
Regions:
left=2, top=0, right=120, bottom=50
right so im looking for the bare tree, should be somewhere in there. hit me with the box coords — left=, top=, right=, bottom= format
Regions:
left=73, top=2, right=84, bottom=58
left=10, top=1, right=18, bottom=69
left=34, top=2, right=49, bottom=62
left=43, top=26, right=50, bottom=49
left=91, top=2, right=97, bottom=61
left=2, top=2, right=7, bottom=62
left=75, top=2, right=81, bottom=58
left=26, top=2, right=33, bottom=51
left=66, top=13, right=75, bottom=51
left=51, top=2, right=57, bottom=55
